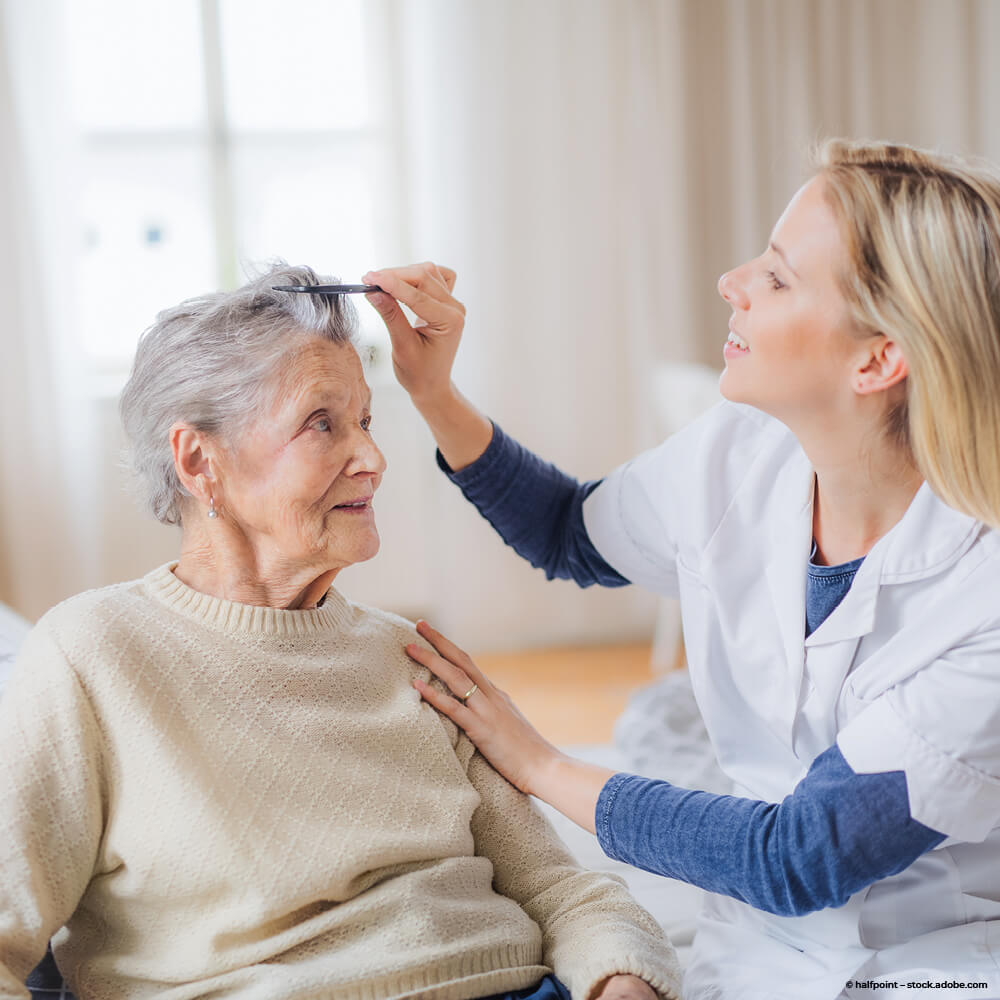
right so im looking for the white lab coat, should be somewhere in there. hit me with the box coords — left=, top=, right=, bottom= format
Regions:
left=583, top=401, right=1000, bottom=1000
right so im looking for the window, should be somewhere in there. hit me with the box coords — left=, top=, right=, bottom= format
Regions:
left=65, top=0, right=398, bottom=369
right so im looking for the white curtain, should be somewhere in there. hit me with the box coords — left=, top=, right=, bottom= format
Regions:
left=356, top=0, right=693, bottom=646
left=3, top=0, right=1000, bottom=649
left=355, top=0, right=1000, bottom=649
left=0, top=1, right=90, bottom=621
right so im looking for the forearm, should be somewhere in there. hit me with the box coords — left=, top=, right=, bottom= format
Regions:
left=410, top=382, right=493, bottom=472
left=594, top=745, right=946, bottom=917
left=416, top=641, right=946, bottom=921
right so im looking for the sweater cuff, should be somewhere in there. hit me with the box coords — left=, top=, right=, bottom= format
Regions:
left=435, top=420, right=507, bottom=488
left=576, top=954, right=683, bottom=1000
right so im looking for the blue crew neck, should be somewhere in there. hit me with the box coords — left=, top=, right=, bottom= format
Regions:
left=805, top=542, right=865, bottom=636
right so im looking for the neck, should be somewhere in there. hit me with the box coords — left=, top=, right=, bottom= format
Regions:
left=174, top=524, right=340, bottom=610
left=792, top=409, right=923, bottom=566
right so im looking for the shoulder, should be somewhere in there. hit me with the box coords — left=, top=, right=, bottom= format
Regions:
left=333, top=597, right=434, bottom=690
left=675, top=400, right=798, bottom=502
left=4, top=577, right=156, bottom=727
left=18, top=572, right=168, bottom=688
left=583, top=402, right=804, bottom=580
left=338, top=598, right=420, bottom=649
left=341, top=598, right=466, bottom=746
left=34, top=574, right=160, bottom=645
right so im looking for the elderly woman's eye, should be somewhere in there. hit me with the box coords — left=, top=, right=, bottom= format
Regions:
left=361, top=415, right=373, bottom=432
left=314, top=417, right=332, bottom=432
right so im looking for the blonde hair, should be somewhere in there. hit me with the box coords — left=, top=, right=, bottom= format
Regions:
left=817, top=139, right=1000, bottom=531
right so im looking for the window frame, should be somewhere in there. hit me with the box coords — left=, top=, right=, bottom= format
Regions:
left=70, top=0, right=405, bottom=384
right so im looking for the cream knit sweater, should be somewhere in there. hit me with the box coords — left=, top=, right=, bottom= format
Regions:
left=0, top=564, right=681, bottom=1000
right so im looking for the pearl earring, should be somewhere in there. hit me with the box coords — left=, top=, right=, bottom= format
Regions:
left=207, top=495, right=218, bottom=519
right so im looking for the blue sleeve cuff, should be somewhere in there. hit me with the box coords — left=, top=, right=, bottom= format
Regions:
left=596, top=771, right=635, bottom=860
left=435, top=419, right=505, bottom=486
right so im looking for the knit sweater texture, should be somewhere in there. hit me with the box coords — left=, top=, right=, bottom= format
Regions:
left=0, top=564, right=681, bottom=1000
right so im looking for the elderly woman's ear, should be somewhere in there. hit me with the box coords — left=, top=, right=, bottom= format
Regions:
left=170, top=423, right=221, bottom=518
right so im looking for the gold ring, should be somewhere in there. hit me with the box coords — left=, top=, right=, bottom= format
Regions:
left=460, top=683, right=479, bottom=702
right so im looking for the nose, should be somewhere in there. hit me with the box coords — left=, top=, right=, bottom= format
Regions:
left=349, top=427, right=387, bottom=481
left=717, top=265, right=750, bottom=310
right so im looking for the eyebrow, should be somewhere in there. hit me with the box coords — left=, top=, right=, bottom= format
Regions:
left=769, top=241, right=800, bottom=279
left=293, top=384, right=370, bottom=431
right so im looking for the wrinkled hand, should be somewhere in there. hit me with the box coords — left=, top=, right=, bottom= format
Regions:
left=362, top=262, right=465, bottom=405
left=406, top=620, right=563, bottom=796
left=591, top=974, right=660, bottom=1000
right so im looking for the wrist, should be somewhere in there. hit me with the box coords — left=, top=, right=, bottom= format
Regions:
left=413, top=383, right=494, bottom=472
left=524, top=746, right=573, bottom=800
left=523, top=752, right=615, bottom=834
left=408, top=380, right=462, bottom=419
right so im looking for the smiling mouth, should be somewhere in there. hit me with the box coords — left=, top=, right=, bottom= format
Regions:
left=726, top=330, right=749, bottom=351
left=332, top=497, right=373, bottom=511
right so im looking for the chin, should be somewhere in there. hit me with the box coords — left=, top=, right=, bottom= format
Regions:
left=355, top=530, right=381, bottom=564
left=718, top=369, right=746, bottom=403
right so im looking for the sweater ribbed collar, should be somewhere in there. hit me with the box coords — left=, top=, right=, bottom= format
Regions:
left=144, top=562, right=354, bottom=635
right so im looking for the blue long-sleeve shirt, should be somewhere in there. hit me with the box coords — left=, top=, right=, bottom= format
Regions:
left=439, top=422, right=945, bottom=916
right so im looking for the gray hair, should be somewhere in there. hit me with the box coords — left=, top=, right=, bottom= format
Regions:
left=119, top=262, right=359, bottom=525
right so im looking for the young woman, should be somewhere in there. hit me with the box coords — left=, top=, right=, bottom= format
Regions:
left=362, top=140, right=1000, bottom=1000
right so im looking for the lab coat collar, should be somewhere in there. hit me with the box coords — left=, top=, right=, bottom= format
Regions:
left=878, top=481, right=981, bottom=582
left=805, top=480, right=980, bottom=648
left=764, top=448, right=814, bottom=701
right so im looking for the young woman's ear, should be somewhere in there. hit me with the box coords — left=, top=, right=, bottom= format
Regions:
left=854, top=335, right=908, bottom=395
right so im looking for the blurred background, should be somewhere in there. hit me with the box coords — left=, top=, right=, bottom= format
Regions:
left=1, top=0, right=998, bottom=721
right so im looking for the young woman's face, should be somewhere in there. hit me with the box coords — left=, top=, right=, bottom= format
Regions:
left=717, top=176, right=865, bottom=423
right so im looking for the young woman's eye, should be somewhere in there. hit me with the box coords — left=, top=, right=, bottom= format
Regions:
left=361, top=414, right=373, bottom=432
left=765, top=270, right=787, bottom=291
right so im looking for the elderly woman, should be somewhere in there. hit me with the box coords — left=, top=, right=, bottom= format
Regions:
left=0, top=266, right=681, bottom=1000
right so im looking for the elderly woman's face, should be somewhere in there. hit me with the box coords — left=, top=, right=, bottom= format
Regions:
left=215, top=338, right=385, bottom=576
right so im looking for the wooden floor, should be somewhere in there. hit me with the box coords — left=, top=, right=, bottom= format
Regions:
left=472, top=642, right=656, bottom=745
